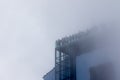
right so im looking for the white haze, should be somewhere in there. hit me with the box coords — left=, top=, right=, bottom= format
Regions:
left=89, top=25, right=120, bottom=80
left=0, top=0, right=120, bottom=80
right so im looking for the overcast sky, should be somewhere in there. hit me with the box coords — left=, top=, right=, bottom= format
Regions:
left=0, top=0, right=120, bottom=80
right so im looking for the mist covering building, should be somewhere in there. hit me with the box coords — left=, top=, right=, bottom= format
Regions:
left=43, top=26, right=118, bottom=80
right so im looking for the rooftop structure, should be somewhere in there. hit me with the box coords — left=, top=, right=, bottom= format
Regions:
left=55, top=30, right=97, bottom=80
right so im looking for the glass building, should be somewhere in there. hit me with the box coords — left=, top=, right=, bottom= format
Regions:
left=43, top=27, right=117, bottom=80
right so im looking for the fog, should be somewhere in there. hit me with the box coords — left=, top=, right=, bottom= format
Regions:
left=0, top=0, right=120, bottom=80
left=87, top=25, right=120, bottom=80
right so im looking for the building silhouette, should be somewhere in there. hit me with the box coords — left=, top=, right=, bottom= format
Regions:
left=43, top=27, right=116, bottom=80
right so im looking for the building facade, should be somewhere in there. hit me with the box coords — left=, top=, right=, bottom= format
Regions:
left=43, top=27, right=118, bottom=80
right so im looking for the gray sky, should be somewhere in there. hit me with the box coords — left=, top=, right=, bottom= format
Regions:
left=0, top=0, right=120, bottom=80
